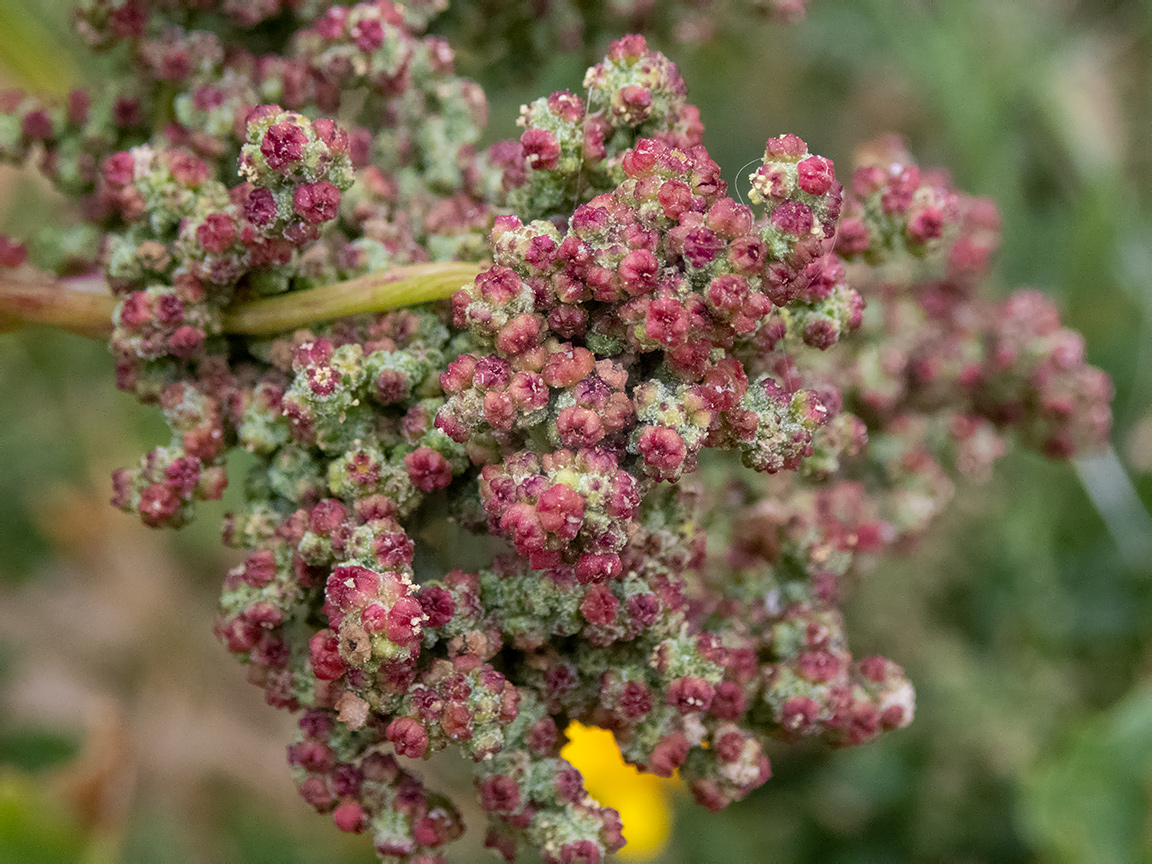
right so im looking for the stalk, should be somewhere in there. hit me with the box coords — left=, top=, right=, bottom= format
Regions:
left=0, top=262, right=483, bottom=339
left=223, top=262, right=482, bottom=335
left=0, top=277, right=116, bottom=338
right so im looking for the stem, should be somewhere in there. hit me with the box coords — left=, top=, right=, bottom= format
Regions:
left=223, top=262, right=482, bottom=335
left=0, top=262, right=484, bottom=340
left=0, top=277, right=116, bottom=338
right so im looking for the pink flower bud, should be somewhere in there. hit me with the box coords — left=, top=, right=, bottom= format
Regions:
left=608, top=34, right=649, bottom=62
left=385, top=595, right=423, bottom=644
left=770, top=200, right=814, bottom=236
left=332, top=800, right=365, bottom=833
left=261, top=121, right=307, bottom=170
left=500, top=503, right=546, bottom=556
left=478, top=775, right=521, bottom=813
left=682, top=227, right=724, bottom=268
left=387, top=716, right=429, bottom=758
left=287, top=739, right=334, bottom=773
left=649, top=732, right=689, bottom=776
left=797, top=155, right=835, bottom=195
left=405, top=447, right=453, bottom=492
left=309, top=629, right=346, bottom=680
left=418, top=586, right=455, bottom=628
left=168, top=325, right=205, bottom=358
left=658, top=179, right=693, bottom=220
left=645, top=295, right=689, bottom=345
left=139, top=483, right=181, bottom=527
left=764, top=133, right=807, bottom=161
left=580, top=584, right=619, bottom=625
left=618, top=681, right=652, bottom=719
left=537, top=483, right=585, bottom=538
left=706, top=198, right=753, bottom=237
left=715, top=730, right=747, bottom=764
left=617, top=84, right=652, bottom=122
left=496, top=314, right=541, bottom=355
left=637, top=426, right=687, bottom=476
left=543, top=345, right=595, bottom=388
left=244, top=186, right=277, bottom=226
left=294, top=180, right=341, bottom=224
left=520, top=128, right=561, bottom=171
left=556, top=406, right=605, bottom=448
left=576, top=553, right=622, bottom=584
left=618, top=248, right=658, bottom=295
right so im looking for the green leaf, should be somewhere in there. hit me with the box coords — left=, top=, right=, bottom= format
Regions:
left=1020, top=685, right=1152, bottom=864
left=0, top=771, right=86, bottom=864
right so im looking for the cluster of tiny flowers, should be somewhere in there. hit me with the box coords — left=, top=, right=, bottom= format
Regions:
left=1, top=4, right=1112, bottom=863
left=506, top=34, right=705, bottom=220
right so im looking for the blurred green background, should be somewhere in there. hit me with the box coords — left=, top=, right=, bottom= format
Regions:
left=1, top=1, right=1151, bottom=862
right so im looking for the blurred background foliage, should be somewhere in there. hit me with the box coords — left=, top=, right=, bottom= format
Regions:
left=1, top=0, right=1151, bottom=862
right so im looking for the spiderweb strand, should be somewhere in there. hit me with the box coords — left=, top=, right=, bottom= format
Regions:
left=734, top=156, right=762, bottom=208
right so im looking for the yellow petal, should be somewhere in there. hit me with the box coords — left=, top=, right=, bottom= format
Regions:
left=562, top=723, right=674, bottom=860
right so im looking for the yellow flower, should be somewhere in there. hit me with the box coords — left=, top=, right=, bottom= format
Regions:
left=561, top=722, right=675, bottom=861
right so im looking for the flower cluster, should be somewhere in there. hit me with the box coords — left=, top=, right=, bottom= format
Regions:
left=507, top=33, right=704, bottom=220
left=0, top=5, right=1112, bottom=864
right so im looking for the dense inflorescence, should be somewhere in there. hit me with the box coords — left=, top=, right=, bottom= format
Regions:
left=0, top=5, right=1112, bottom=864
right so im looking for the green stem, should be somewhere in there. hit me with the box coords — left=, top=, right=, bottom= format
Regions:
left=0, top=262, right=484, bottom=340
left=223, top=262, right=482, bottom=335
